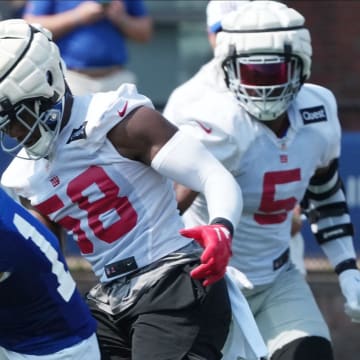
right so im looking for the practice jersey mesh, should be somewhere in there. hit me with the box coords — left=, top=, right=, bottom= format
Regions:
left=165, top=62, right=340, bottom=285
left=2, top=84, right=190, bottom=283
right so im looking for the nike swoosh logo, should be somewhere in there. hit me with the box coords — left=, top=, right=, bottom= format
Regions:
left=195, top=120, right=212, bottom=134
left=118, top=101, right=129, bottom=117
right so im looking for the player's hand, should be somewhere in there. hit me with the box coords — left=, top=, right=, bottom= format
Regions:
left=73, top=1, right=105, bottom=25
left=339, top=269, right=360, bottom=322
left=180, top=224, right=232, bottom=286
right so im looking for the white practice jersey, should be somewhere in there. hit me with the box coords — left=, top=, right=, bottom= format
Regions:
left=2, top=84, right=190, bottom=282
left=164, top=60, right=340, bottom=285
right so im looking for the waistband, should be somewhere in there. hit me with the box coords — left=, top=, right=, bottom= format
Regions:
left=104, top=241, right=202, bottom=280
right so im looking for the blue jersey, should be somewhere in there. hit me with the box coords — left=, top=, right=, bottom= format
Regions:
left=0, top=188, right=96, bottom=355
left=24, top=0, right=149, bottom=68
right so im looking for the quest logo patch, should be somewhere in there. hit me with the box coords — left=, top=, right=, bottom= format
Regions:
left=300, top=106, right=327, bottom=124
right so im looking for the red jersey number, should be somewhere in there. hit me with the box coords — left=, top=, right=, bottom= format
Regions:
left=254, top=169, right=301, bottom=225
left=35, top=166, right=138, bottom=254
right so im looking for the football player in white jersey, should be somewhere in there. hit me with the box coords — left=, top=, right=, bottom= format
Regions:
left=170, top=0, right=307, bottom=277
left=0, top=19, right=244, bottom=360
left=0, top=186, right=100, bottom=360
left=163, top=1, right=360, bottom=360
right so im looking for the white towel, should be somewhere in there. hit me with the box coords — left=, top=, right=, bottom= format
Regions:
left=222, top=266, right=268, bottom=360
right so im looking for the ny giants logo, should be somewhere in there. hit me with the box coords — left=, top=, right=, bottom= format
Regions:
left=50, top=176, right=60, bottom=187
left=280, top=154, right=288, bottom=163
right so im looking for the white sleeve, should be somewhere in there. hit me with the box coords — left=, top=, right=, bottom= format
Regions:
left=151, top=130, right=243, bottom=230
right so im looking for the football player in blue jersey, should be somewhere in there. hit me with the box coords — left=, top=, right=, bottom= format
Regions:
left=0, top=187, right=100, bottom=359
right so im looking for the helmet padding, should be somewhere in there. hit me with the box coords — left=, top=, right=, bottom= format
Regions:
left=0, top=19, right=65, bottom=111
left=0, top=19, right=65, bottom=159
left=215, top=1, right=311, bottom=79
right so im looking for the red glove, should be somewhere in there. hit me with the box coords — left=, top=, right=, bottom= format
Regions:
left=180, top=224, right=232, bottom=286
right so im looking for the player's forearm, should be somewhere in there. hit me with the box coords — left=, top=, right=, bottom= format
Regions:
left=152, top=130, right=243, bottom=231
left=23, top=12, right=82, bottom=40
left=174, top=183, right=199, bottom=215
left=304, top=159, right=357, bottom=271
left=111, top=16, right=152, bottom=42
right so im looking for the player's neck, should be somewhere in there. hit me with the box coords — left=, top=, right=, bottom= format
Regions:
left=263, top=114, right=289, bottom=138
left=60, top=91, right=73, bottom=131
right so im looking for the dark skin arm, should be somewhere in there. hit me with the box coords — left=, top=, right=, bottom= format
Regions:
left=109, top=105, right=203, bottom=215
left=291, top=204, right=303, bottom=237
left=104, top=0, right=153, bottom=42
left=23, top=1, right=105, bottom=40
left=175, top=183, right=199, bottom=215
left=20, top=196, right=67, bottom=250
left=24, top=1, right=153, bottom=43
left=107, top=105, right=178, bottom=164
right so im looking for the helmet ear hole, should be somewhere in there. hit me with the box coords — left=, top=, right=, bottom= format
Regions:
left=284, top=43, right=292, bottom=63
left=223, top=67, right=230, bottom=88
left=46, top=71, right=53, bottom=86
left=221, top=58, right=231, bottom=88
left=229, top=45, right=237, bottom=77
left=222, top=44, right=237, bottom=89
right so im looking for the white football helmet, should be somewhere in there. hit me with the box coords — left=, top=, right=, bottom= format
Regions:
left=215, top=1, right=312, bottom=121
left=0, top=19, right=66, bottom=159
